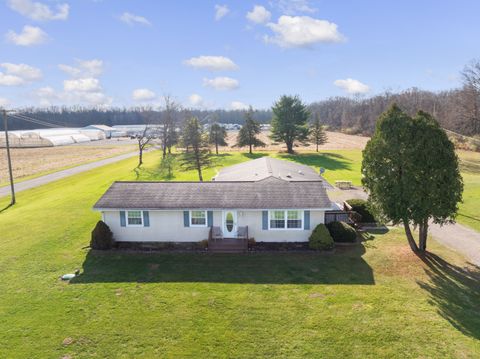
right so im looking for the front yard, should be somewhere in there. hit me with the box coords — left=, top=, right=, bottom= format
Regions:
left=0, top=151, right=479, bottom=358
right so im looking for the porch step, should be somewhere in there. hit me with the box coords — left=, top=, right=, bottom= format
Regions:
left=208, top=238, right=247, bottom=253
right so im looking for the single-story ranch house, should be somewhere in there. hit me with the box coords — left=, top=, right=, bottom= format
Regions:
left=94, top=157, right=346, bottom=251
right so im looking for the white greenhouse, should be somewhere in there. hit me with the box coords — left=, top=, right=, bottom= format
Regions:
left=0, top=128, right=106, bottom=148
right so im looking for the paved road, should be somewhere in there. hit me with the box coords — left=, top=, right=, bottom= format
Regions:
left=429, top=222, right=480, bottom=266
left=0, top=151, right=139, bottom=198
left=327, top=187, right=480, bottom=266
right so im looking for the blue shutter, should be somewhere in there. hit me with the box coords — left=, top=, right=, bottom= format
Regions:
left=183, top=211, right=190, bottom=227
left=120, top=211, right=126, bottom=227
left=143, top=211, right=150, bottom=227
left=304, top=210, right=310, bottom=230
left=207, top=211, right=213, bottom=227
left=262, top=211, right=268, bottom=230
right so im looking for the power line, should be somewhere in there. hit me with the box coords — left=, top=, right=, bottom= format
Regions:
left=9, top=113, right=68, bottom=128
left=7, top=115, right=58, bottom=128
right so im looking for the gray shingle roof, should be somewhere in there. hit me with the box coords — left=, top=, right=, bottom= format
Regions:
left=212, top=157, right=324, bottom=182
left=94, top=177, right=332, bottom=210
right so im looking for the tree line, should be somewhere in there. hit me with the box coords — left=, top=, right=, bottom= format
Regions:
left=4, top=59, right=480, bottom=138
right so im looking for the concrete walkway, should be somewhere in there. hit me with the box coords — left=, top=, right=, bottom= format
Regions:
left=429, top=222, right=480, bottom=266
left=0, top=151, right=139, bottom=198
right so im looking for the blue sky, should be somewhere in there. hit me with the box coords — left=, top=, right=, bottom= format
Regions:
left=0, top=0, right=479, bottom=110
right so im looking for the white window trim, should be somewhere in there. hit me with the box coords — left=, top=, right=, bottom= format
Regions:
left=190, top=210, right=208, bottom=227
left=268, top=210, right=304, bottom=230
left=126, top=210, right=144, bottom=227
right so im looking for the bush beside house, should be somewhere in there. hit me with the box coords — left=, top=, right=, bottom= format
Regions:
left=326, top=221, right=357, bottom=243
left=309, top=224, right=334, bottom=250
left=346, top=199, right=376, bottom=223
left=91, top=221, right=114, bottom=250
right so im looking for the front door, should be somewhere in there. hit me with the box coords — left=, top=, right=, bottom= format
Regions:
left=223, top=210, right=237, bottom=237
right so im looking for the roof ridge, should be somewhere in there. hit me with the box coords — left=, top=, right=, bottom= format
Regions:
left=265, top=156, right=273, bottom=174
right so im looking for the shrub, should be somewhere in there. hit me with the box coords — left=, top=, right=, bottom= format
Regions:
left=90, top=221, right=114, bottom=250
left=346, top=199, right=376, bottom=223
left=309, top=224, right=334, bottom=250
left=326, top=221, right=357, bottom=243
left=198, top=239, right=209, bottom=250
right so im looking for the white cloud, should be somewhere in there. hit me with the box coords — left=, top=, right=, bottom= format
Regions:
left=334, top=78, right=370, bottom=94
left=8, top=0, right=69, bottom=21
left=0, top=63, right=42, bottom=86
left=214, top=4, right=229, bottom=20
left=272, top=0, right=317, bottom=15
left=56, top=58, right=111, bottom=107
left=36, top=85, right=112, bottom=107
left=119, top=12, right=151, bottom=26
left=188, top=93, right=204, bottom=107
left=58, top=59, right=104, bottom=78
left=0, top=97, right=10, bottom=107
left=246, top=5, right=271, bottom=24
left=203, top=77, right=239, bottom=91
left=64, top=78, right=102, bottom=92
left=183, top=56, right=238, bottom=71
left=5, top=25, right=48, bottom=46
left=230, top=101, right=249, bottom=110
left=265, top=16, right=345, bottom=48
left=0, top=63, right=42, bottom=81
left=132, top=88, right=156, bottom=101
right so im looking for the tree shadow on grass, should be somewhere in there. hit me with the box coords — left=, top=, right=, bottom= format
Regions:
left=0, top=202, right=13, bottom=214
left=72, top=244, right=374, bottom=285
left=277, top=152, right=352, bottom=172
left=417, top=252, right=480, bottom=339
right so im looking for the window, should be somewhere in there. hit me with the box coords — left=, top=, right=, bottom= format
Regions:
left=269, top=210, right=303, bottom=230
left=270, top=210, right=285, bottom=229
left=127, top=210, right=143, bottom=226
left=190, top=210, right=207, bottom=226
left=287, top=210, right=302, bottom=229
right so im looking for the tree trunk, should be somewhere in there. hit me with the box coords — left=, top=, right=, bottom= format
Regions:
left=215, top=142, right=219, bottom=155
left=418, top=220, right=428, bottom=252
left=316, top=141, right=319, bottom=152
left=168, top=146, right=172, bottom=154
left=403, top=220, right=419, bottom=252
left=286, top=141, right=293, bottom=154
left=195, top=150, right=203, bottom=181
left=249, top=143, right=252, bottom=154
left=162, top=144, right=167, bottom=159
left=138, top=145, right=143, bottom=167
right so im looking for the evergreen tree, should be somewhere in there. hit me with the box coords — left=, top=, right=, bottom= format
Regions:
left=208, top=122, right=228, bottom=155
left=236, top=107, right=265, bottom=154
left=179, top=117, right=212, bottom=181
left=309, top=113, right=327, bottom=152
left=362, top=104, right=463, bottom=252
left=270, top=95, right=310, bottom=153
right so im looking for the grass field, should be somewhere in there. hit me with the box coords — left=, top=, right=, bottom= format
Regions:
left=457, top=150, right=480, bottom=232
left=135, top=149, right=363, bottom=185
left=0, top=142, right=136, bottom=186
left=0, top=151, right=479, bottom=358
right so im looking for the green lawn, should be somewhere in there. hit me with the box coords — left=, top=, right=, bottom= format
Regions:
left=457, top=150, right=480, bottom=232
left=135, top=149, right=363, bottom=185
left=0, top=151, right=479, bottom=358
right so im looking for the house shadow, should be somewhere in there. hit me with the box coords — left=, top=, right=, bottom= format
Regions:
left=71, top=244, right=374, bottom=285
left=417, top=252, right=480, bottom=339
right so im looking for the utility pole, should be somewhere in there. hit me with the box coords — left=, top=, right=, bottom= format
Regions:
left=2, top=109, right=15, bottom=205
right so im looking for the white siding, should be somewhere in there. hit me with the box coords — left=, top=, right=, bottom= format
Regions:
left=103, top=209, right=325, bottom=243
left=237, top=210, right=325, bottom=242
